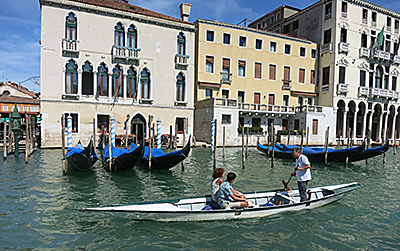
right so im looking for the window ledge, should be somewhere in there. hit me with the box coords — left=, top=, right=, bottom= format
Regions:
left=139, top=99, right=153, bottom=104
left=174, top=101, right=187, bottom=106
left=62, top=94, right=79, bottom=100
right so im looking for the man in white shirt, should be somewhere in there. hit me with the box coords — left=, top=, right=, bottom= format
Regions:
left=291, top=147, right=311, bottom=202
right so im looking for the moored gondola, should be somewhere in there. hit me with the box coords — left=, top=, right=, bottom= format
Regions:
left=347, top=140, right=389, bottom=162
left=102, top=143, right=144, bottom=171
left=65, top=138, right=98, bottom=171
left=138, top=136, right=191, bottom=170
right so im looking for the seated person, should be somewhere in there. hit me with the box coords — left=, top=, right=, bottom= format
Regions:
left=211, top=168, right=225, bottom=202
left=216, top=172, right=249, bottom=209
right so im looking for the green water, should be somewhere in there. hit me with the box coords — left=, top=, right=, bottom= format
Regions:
left=0, top=147, right=399, bottom=250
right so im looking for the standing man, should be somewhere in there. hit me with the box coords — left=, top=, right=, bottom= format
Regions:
left=291, top=147, right=311, bottom=202
left=216, top=172, right=249, bottom=209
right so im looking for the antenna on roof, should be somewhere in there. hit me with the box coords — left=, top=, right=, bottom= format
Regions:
left=237, top=18, right=252, bottom=27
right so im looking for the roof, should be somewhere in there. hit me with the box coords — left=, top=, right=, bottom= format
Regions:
left=43, top=0, right=192, bottom=25
left=195, top=18, right=314, bottom=44
left=0, top=82, right=38, bottom=99
left=0, top=94, right=40, bottom=105
left=249, top=4, right=302, bottom=27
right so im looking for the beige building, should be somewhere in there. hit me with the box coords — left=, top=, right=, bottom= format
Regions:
left=39, top=0, right=195, bottom=148
left=250, top=0, right=400, bottom=144
left=194, top=19, right=332, bottom=146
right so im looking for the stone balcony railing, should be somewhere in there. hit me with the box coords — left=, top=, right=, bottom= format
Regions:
left=393, top=55, right=400, bottom=64
left=175, top=54, right=190, bottom=66
left=371, top=49, right=390, bottom=61
left=341, top=12, right=348, bottom=18
left=358, top=86, right=370, bottom=96
left=112, top=45, right=141, bottom=61
left=362, top=18, right=368, bottom=25
left=358, top=86, right=399, bottom=99
left=337, top=83, right=349, bottom=94
left=359, top=47, right=370, bottom=58
left=371, top=21, right=377, bottom=27
left=338, top=42, right=350, bottom=53
left=321, top=43, right=333, bottom=55
left=62, top=39, right=79, bottom=54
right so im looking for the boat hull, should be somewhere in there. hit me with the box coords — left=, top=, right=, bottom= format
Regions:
left=85, top=182, right=362, bottom=222
left=102, top=144, right=144, bottom=171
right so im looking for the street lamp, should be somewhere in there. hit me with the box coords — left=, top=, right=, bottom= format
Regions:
left=10, top=104, right=21, bottom=157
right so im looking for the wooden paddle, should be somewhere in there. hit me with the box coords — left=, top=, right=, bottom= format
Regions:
left=282, top=166, right=297, bottom=191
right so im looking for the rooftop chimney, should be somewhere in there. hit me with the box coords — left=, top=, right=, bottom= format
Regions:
left=179, top=3, right=191, bottom=22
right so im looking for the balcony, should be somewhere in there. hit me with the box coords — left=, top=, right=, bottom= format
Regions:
left=220, top=72, right=232, bottom=84
left=112, top=45, right=141, bottom=61
left=341, top=12, right=348, bottom=18
left=214, top=98, right=238, bottom=107
left=393, top=55, right=400, bottom=64
left=282, top=79, right=291, bottom=90
left=358, top=86, right=370, bottom=96
left=62, top=39, right=79, bottom=54
left=386, top=26, right=392, bottom=32
left=175, top=54, right=190, bottom=66
left=337, top=83, right=349, bottom=94
left=362, top=19, right=368, bottom=25
left=338, top=42, right=350, bottom=53
left=321, top=43, right=333, bottom=55
left=371, top=49, right=390, bottom=61
left=371, top=21, right=377, bottom=27
left=395, top=28, right=399, bottom=34
left=359, top=47, right=370, bottom=58
left=238, top=102, right=295, bottom=115
left=368, top=87, right=400, bottom=99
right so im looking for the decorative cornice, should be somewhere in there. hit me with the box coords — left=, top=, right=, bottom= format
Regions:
left=337, top=57, right=349, bottom=67
left=345, top=0, right=400, bottom=19
left=338, top=20, right=350, bottom=29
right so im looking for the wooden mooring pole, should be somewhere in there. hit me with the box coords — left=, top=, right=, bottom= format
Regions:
left=93, top=118, right=96, bottom=150
left=25, top=113, right=29, bottom=164
left=246, top=126, right=249, bottom=158
left=108, top=117, right=112, bottom=172
left=61, top=115, right=66, bottom=174
left=182, top=119, right=186, bottom=172
left=271, top=124, right=275, bottom=168
left=213, top=119, right=217, bottom=170
left=306, top=127, right=309, bottom=146
left=394, top=130, right=397, bottom=155
left=242, top=127, right=245, bottom=169
left=324, top=126, right=330, bottom=165
left=222, top=126, right=225, bottom=159
left=3, top=121, right=7, bottom=160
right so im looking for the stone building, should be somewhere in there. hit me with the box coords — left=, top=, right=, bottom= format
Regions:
left=194, top=19, right=334, bottom=146
left=39, top=0, right=195, bottom=148
left=250, top=0, right=400, bottom=144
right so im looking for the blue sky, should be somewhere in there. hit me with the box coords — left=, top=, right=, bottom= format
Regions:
left=0, top=0, right=399, bottom=93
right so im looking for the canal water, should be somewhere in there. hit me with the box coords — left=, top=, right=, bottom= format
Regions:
left=0, top=147, right=399, bottom=250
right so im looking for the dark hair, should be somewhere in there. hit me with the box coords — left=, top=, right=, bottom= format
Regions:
left=291, top=147, right=300, bottom=153
left=227, top=172, right=237, bottom=182
left=212, top=168, right=225, bottom=179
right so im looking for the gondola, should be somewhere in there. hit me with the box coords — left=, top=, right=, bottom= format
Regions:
left=257, top=141, right=366, bottom=163
left=84, top=182, right=362, bottom=222
left=138, top=136, right=191, bottom=170
left=256, top=143, right=292, bottom=159
left=347, top=140, right=389, bottom=162
left=102, top=143, right=144, bottom=171
left=65, top=139, right=98, bottom=171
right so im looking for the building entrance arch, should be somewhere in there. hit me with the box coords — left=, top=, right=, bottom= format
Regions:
left=131, top=114, right=146, bottom=144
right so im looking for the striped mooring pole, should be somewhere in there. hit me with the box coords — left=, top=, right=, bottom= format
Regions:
left=211, top=120, right=215, bottom=152
left=157, top=119, right=161, bottom=149
left=111, top=117, right=116, bottom=147
left=67, top=115, right=72, bottom=148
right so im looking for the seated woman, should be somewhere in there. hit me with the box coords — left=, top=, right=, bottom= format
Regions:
left=211, top=168, right=225, bottom=202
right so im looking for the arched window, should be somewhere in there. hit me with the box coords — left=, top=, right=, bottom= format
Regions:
left=97, top=63, right=108, bottom=97
left=176, top=72, right=185, bottom=101
left=112, top=65, right=123, bottom=97
left=375, top=66, right=383, bottom=88
left=65, top=12, right=77, bottom=41
left=177, top=32, right=186, bottom=55
left=65, top=60, right=78, bottom=94
left=140, top=69, right=150, bottom=99
left=127, top=67, right=137, bottom=99
left=82, top=61, right=93, bottom=95
left=127, top=24, right=137, bottom=48
left=114, top=22, right=124, bottom=47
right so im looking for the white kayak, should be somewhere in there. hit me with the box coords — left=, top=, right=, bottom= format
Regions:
left=84, top=182, right=362, bottom=222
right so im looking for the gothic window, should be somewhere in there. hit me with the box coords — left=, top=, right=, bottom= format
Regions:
left=176, top=72, right=185, bottom=102
left=127, top=24, right=137, bottom=48
left=127, top=67, right=137, bottom=99
left=112, top=65, right=123, bottom=97
left=82, top=61, right=93, bottom=95
left=65, top=12, right=77, bottom=41
left=177, top=32, right=186, bottom=55
left=97, top=63, right=109, bottom=97
left=140, top=68, right=150, bottom=99
left=114, top=22, right=125, bottom=47
left=65, top=60, right=78, bottom=94
left=375, top=66, right=383, bottom=88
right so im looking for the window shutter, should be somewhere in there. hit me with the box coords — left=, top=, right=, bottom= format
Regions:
left=255, top=63, right=262, bottom=79
left=284, top=67, right=290, bottom=81
left=269, top=65, right=276, bottom=80
left=222, top=58, right=230, bottom=69
left=206, top=56, right=214, bottom=64
left=310, top=70, right=315, bottom=84
left=312, top=120, right=318, bottom=135
left=254, top=93, right=261, bottom=104
left=238, top=60, right=246, bottom=67
left=299, top=69, right=305, bottom=83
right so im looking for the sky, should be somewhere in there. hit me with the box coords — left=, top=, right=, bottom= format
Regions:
left=0, top=0, right=399, bottom=93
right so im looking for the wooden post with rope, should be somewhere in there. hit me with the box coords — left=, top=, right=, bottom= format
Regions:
left=108, top=117, right=112, bottom=172
left=271, top=123, right=275, bottom=168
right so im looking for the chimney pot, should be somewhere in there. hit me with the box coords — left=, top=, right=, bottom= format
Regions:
left=179, top=3, right=191, bottom=22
